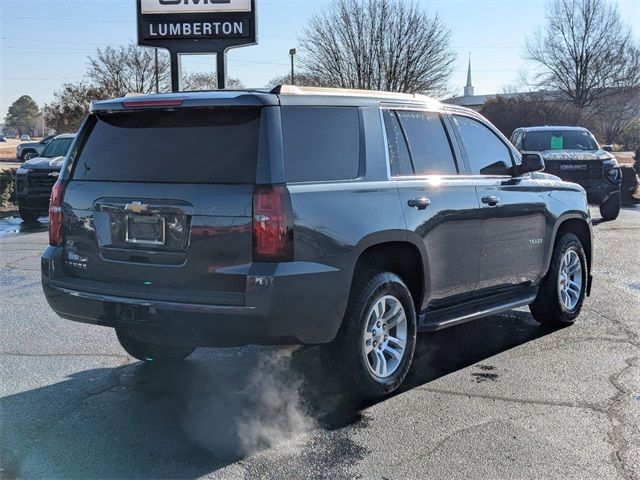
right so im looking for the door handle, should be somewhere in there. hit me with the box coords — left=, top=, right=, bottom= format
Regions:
left=482, top=196, right=501, bottom=206
left=408, top=198, right=431, bottom=210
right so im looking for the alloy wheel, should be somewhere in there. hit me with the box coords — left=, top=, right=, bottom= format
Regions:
left=362, top=295, right=408, bottom=379
left=557, top=249, right=583, bottom=311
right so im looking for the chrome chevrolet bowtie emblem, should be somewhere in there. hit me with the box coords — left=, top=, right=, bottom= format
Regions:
left=124, top=202, right=149, bottom=213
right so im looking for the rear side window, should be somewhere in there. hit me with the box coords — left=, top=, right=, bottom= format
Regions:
left=383, top=110, right=413, bottom=177
left=281, top=106, right=360, bottom=182
left=453, top=115, right=513, bottom=174
left=73, top=108, right=261, bottom=183
left=395, top=111, right=457, bottom=175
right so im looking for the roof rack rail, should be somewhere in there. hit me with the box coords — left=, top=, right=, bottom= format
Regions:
left=269, top=84, right=437, bottom=103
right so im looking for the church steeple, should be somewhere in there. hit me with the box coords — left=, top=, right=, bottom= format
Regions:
left=464, top=55, right=474, bottom=97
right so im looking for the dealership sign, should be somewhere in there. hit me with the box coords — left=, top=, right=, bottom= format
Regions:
left=137, top=0, right=257, bottom=90
left=144, top=19, right=250, bottom=39
left=137, top=0, right=256, bottom=49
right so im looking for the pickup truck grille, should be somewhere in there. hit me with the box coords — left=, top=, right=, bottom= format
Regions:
left=544, top=161, right=602, bottom=180
left=26, top=170, right=58, bottom=189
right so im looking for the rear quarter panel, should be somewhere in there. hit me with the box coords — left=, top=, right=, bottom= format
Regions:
left=286, top=106, right=409, bottom=322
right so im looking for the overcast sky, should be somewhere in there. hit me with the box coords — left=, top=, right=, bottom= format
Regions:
left=1, top=0, right=638, bottom=121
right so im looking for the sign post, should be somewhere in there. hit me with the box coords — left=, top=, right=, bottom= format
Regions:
left=137, top=0, right=257, bottom=92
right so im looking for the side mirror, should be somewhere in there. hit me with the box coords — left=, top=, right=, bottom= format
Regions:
left=480, top=160, right=513, bottom=176
left=602, top=145, right=613, bottom=153
left=517, top=153, right=545, bottom=175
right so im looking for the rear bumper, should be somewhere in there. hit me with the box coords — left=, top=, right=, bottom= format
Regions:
left=41, top=246, right=352, bottom=347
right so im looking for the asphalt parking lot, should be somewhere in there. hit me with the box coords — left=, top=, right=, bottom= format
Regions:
left=1, top=207, right=639, bottom=480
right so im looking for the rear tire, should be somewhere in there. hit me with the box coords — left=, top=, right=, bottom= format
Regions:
left=530, top=233, right=587, bottom=327
left=115, top=329, right=195, bottom=363
left=322, top=271, right=417, bottom=399
left=599, top=193, right=620, bottom=221
left=19, top=207, right=39, bottom=223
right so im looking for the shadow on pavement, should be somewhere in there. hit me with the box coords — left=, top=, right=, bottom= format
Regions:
left=0, top=310, right=554, bottom=479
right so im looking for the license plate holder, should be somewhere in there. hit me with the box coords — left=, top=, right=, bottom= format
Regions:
left=125, top=215, right=166, bottom=246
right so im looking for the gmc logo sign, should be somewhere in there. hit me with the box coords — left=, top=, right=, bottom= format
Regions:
left=560, top=164, right=588, bottom=170
left=141, top=0, right=251, bottom=14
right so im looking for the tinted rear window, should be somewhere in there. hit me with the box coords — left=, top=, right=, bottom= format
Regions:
left=383, top=110, right=414, bottom=177
left=281, top=106, right=360, bottom=182
left=396, top=111, right=457, bottom=175
left=73, top=108, right=261, bottom=183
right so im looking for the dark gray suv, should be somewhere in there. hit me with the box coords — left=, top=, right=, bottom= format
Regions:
left=41, top=87, right=593, bottom=398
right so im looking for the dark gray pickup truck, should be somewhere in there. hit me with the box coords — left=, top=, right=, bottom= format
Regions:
left=15, top=134, right=76, bottom=222
left=511, top=126, right=622, bottom=220
left=41, top=87, right=593, bottom=398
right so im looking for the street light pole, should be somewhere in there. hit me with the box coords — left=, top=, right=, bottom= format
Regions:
left=289, top=48, right=296, bottom=85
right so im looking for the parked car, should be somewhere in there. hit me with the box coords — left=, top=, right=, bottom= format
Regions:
left=16, top=135, right=55, bottom=162
left=511, top=126, right=622, bottom=220
left=20, top=134, right=31, bottom=141
left=41, top=88, right=593, bottom=399
left=15, top=134, right=75, bottom=222
left=0, top=134, right=6, bottom=142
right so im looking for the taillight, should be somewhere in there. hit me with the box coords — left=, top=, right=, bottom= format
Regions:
left=49, top=180, right=66, bottom=246
left=122, top=99, right=184, bottom=108
left=252, top=185, right=293, bottom=262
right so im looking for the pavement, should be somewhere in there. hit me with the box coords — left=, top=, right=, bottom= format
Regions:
left=0, top=207, right=639, bottom=480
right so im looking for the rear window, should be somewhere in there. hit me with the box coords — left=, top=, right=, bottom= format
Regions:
left=72, top=108, right=261, bottom=183
left=281, top=106, right=360, bottom=182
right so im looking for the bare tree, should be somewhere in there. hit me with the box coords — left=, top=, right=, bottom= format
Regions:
left=43, top=82, right=106, bottom=133
left=299, top=0, right=456, bottom=96
left=265, top=72, right=325, bottom=89
left=87, top=44, right=171, bottom=97
left=590, top=87, right=640, bottom=143
left=182, top=72, right=244, bottom=91
left=527, top=0, right=640, bottom=108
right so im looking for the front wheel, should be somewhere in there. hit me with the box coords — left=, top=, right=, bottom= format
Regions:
left=19, top=207, right=39, bottom=223
left=21, top=151, right=37, bottom=161
left=530, top=233, right=587, bottom=326
left=599, top=193, right=620, bottom=221
left=115, top=329, right=195, bottom=363
left=322, top=271, right=417, bottom=399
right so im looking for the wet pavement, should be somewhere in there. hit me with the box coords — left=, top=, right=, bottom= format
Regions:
left=0, top=215, right=48, bottom=238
